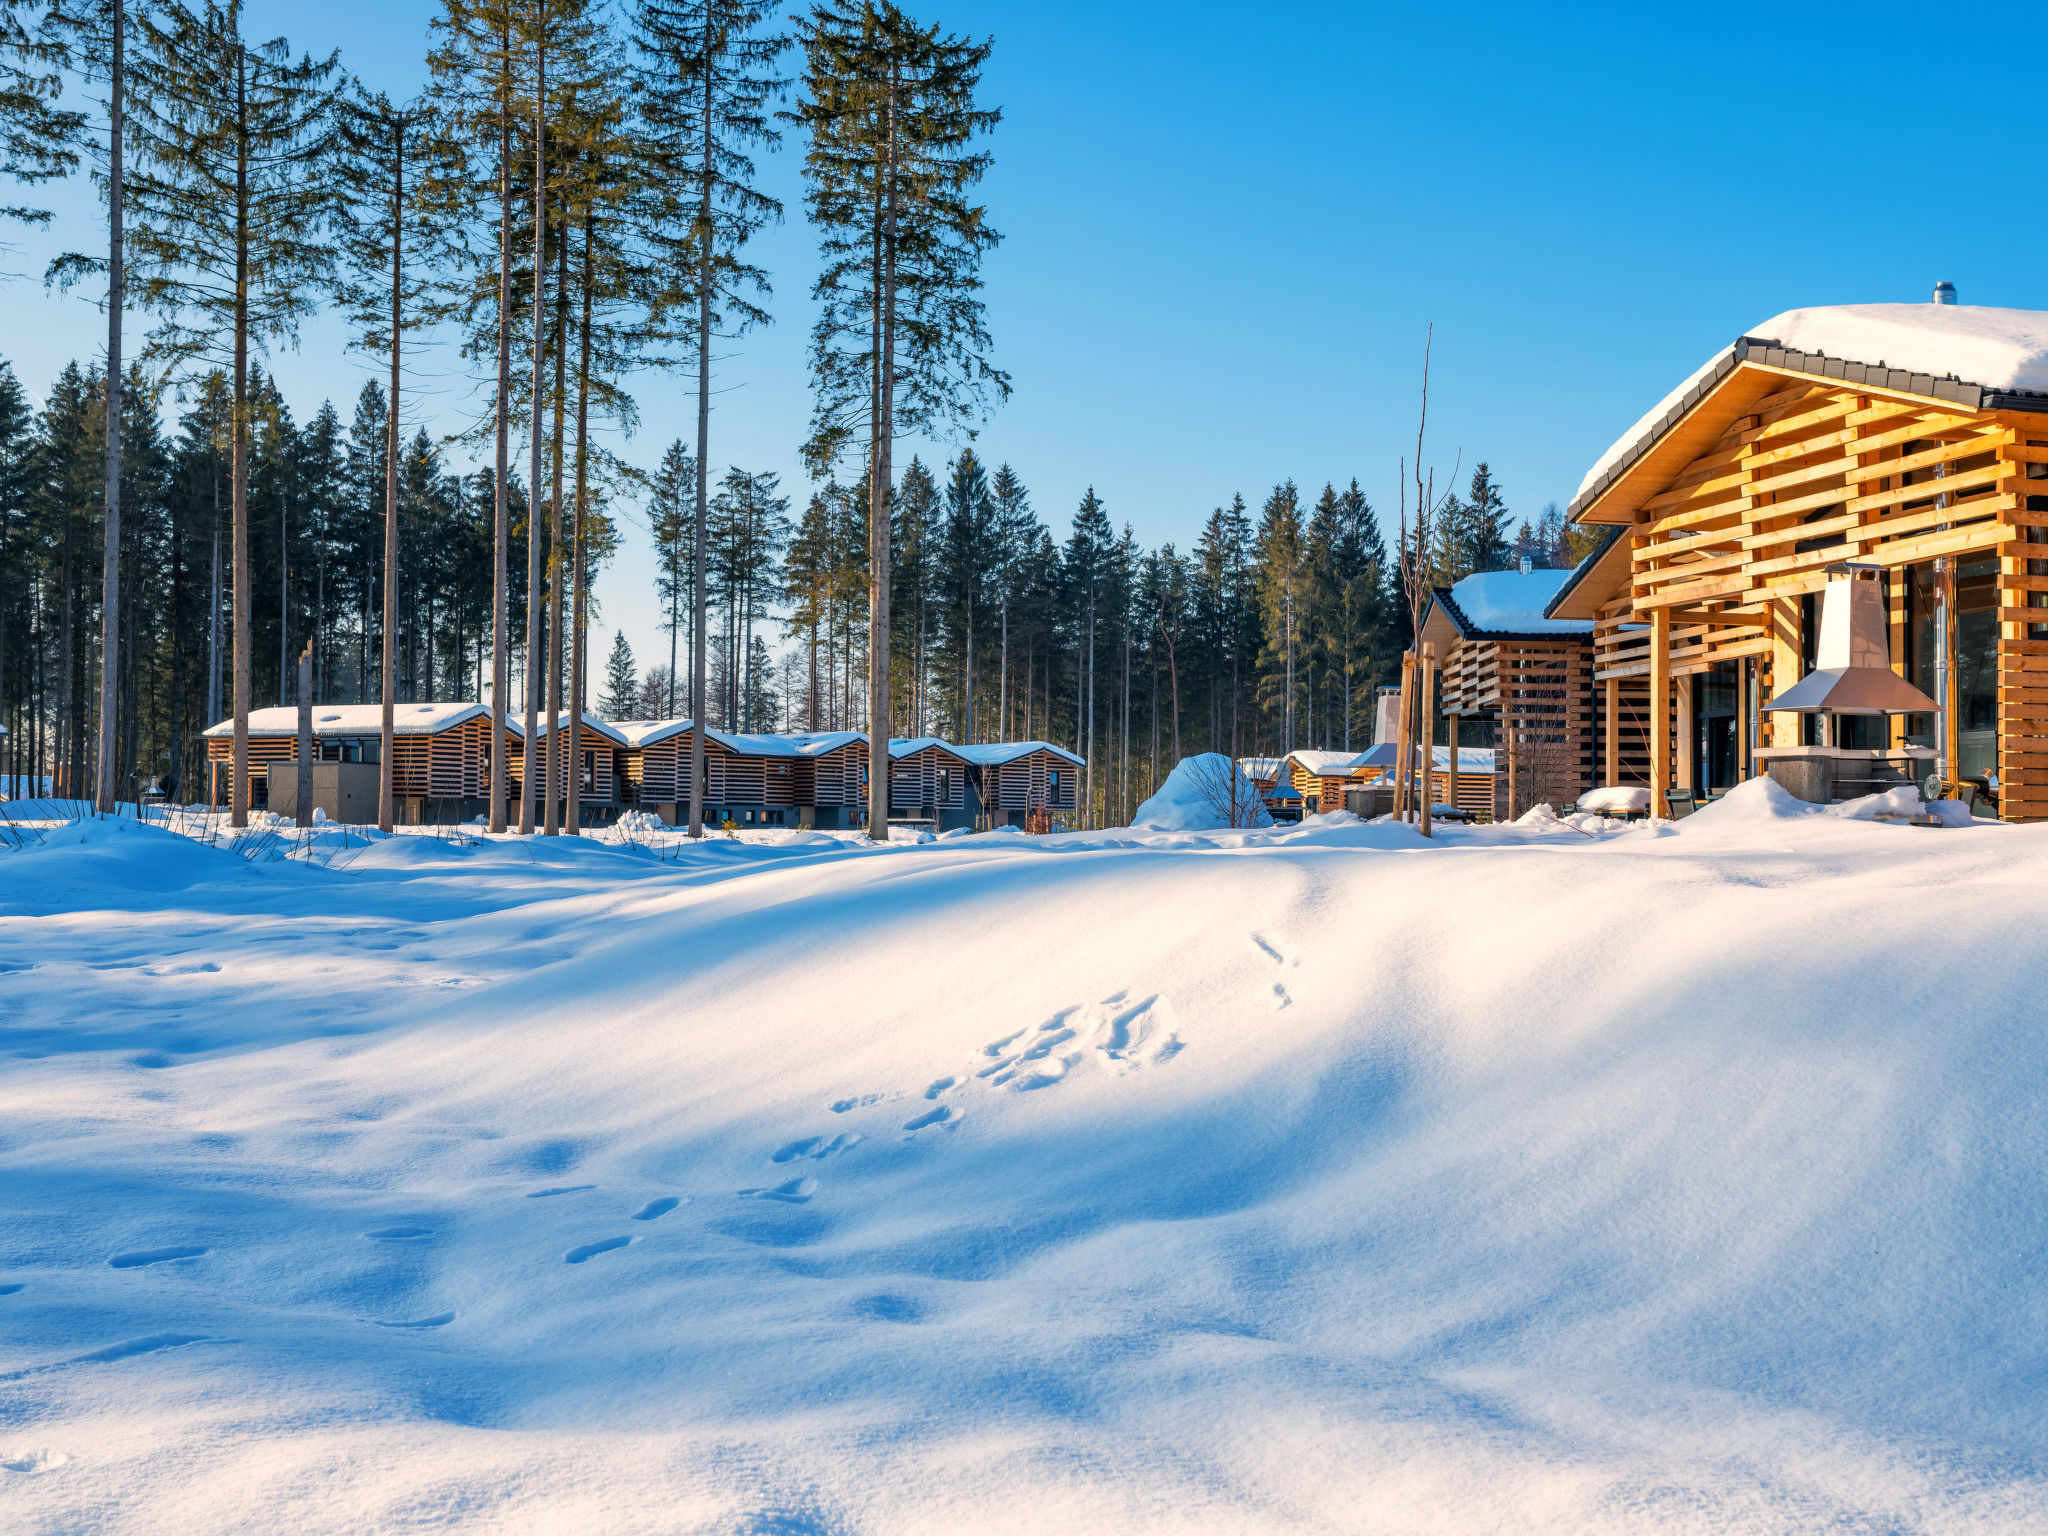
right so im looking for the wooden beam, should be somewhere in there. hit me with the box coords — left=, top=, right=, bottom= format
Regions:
left=1650, top=607, right=1671, bottom=818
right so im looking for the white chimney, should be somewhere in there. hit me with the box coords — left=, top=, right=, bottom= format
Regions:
left=1518, top=555, right=1533, bottom=575
left=1933, top=280, right=1957, bottom=305
left=1372, top=687, right=1401, bottom=747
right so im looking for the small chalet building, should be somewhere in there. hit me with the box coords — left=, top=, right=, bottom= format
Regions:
left=886, top=738, right=978, bottom=829
left=953, top=741, right=1083, bottom=827
left=1420, top=568, right=1597, bottom=817
left=203, top=702, right=492, bottom=821
left=618, top=722, right=868, bottom=828
left=1548, top=295, right=2048, bottom=819
left=504, top=711, right=631, bottom=817
left=1282, top=749, right=1371, bottom=814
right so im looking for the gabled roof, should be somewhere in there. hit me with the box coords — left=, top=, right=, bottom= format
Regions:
left=947, top=740, right=1084, bottom=768
left=1285, top=749, right=1370, bottom=777
left=502, top=710, right=630, bottom=747
left=887, top=736, right=972, bottom=762
left=1543, top=525, right=1630, bottom=622
left=1420, top=569, right=1592, bottom=647
left=202, top=702, right=488, bottom=739
left=614, top=719, right=865, bottom=758
left=1571, top=303, right=2048, bottom=524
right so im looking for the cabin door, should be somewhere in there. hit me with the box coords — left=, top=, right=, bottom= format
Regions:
left=1696, top=662, right=1740, bottom=793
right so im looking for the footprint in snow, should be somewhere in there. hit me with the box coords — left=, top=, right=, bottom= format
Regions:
left=1, top=1449, right=73, bottom=1473
left=770, top=1134, right=861, bottom=1164
left=902, top=1105, right=959, bottom=1132
left=830, top=1094, right=880, bottom=1114
left=0, top=1284, right=23, bottom=1296
left=923, top=1076, right=957, bottom=1100
left=107, top=1246, right=207, bottom=1270
left=740, top=1177, right=817, bottom=1203
left=631, top=1197, right=682, bottom=1221
left=564, top=1237, right=632, bottom=1264
left=525, top=1185, right=595, bottom=1199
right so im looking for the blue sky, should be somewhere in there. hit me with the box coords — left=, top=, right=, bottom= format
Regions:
left=7, top=0, right=2044, bottom=670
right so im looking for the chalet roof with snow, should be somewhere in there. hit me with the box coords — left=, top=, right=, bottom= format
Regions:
left=615, top=720, right=865, bottom=758
left=202, top=702, right=489, bottom=739
left=502, top=710, right=630, bottom=747
left=947, top=740, right=1084, bottom=768
left=1421, top=569, right=1592, bottom=647
left=1285, top=749, right=1371, bottom=777
left=1352, top=743, right=1496, bottom=774
left=887, top=737, right=971, bottom=761
left=1569, top=302, right=2048, bottom=523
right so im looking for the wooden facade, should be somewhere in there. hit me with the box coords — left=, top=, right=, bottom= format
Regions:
left=1554, top=315, right=2048, bottom=819
left=202, top=703, right=493, bottom=815
left=1420, top=574, right=1596, bottom=818
left=954, top=741, right=1082, bottom=825
left=619, top=724, right=869, bottom=827
left=504, top=713, right=629, bottom=811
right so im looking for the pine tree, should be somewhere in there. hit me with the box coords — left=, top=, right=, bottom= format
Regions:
left=122, top=0, right=337, bottom=824
left=634, top=0, right=786, bottom=835
left=890, top=454, right=936, bottom=732
left=1253, top=481, right=1303, bottom=752
left=1459, top=462, right=1510, bottom=574
left=598, top=626, right=635, bottom=718
left=988, top=460, right=1032, bottom=737
left=1, top=0, right=84, bottom=233
left=335, top=85, right=439, bottom=829
left=794, top=0, right=1006, bottom=835
left=647, top=438, right=693, bottom=717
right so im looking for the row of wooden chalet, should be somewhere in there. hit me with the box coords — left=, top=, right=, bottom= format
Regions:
left=206, top=703, right=1085, bottom=830
left=619, top=724, right=1081, bottom=831
left=202, top=705, right=632, bottom=823
left=1547, top=293, right=2048, bottom=819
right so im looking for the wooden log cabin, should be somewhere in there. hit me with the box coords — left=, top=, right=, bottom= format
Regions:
left=1281, top=750, right=1371, bottom=814
left=202, top=703, right=492, bottom=821
left=1419, top=568, right=1596, bottom=817
left=618, top=722, right=869, bottom=828
left=885, top=738, right=979, bottom=830
left=504, top=711, right=631, bottom=818
left=1547, top=295, right=2048, bottom=819
left=952, top=741, right=1083, bottom=828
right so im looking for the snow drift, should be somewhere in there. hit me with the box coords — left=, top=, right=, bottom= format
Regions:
left=1, top=803, right=2045, bottom=1533
left=1130, top=752, right=1275, bottom=830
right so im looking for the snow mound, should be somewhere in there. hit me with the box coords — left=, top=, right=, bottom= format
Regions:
left=1131, top=753, right=1275, bottom=830
left=1578, top=785, right=1652, bottom=814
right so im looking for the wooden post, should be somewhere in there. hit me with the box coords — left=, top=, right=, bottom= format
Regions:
left=1735, top=659, right=1749, bottom=780
left=1447, top=711, right=1460, bottom=816
left=1650, top=606, right=1672, bottom=817
left=1602, top=676, right=1619, bottom=786
left=295, top=640, right=313, bottom=829
left=1769, top=597, right=1800, bottom=748
left=1675, top=674, right=1695, bottom=793
left=1419, top=642, right=1436, bottom=838
left=1394, top=651, right=1414, bottom=821
left=1505, top=690, right=1517, bottom=820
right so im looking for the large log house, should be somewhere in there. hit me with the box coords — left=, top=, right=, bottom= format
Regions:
left=1548, top=299, right=2048, bottom=820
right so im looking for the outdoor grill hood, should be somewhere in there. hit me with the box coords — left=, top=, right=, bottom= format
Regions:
left=1762, top=564, right=1941, bottom=716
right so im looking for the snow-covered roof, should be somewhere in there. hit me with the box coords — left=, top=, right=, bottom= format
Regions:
left=202, top=702, right=488, bottom=739
left=502, top=710, right=630, bottom=746
left=1574, top=302, right=2048, bottom=513
left=615, top=720, right=864, bottom=758
left=1432, top=570, right=1592, bottom=637
left=888, top=737, right=970, bottom=761
left=1286, top=749, right=1370, bottom=776
left=947, top=740, right=1084, bottom=768
left=1238, top=757, right=1283, bottom=777
left=1352, top=743, right=1496, bottom=774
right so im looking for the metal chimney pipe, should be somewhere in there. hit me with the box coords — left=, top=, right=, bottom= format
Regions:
left=1933, top=280, right=1957, bottom=305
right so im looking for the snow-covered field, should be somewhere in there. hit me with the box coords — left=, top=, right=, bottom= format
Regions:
left=2, top=785, right=2045, bottom=1533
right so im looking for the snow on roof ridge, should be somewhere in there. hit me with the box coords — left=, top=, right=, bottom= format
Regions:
left=202, top=702, right=489, bottom=738
left=1440, top=569, right=1593, bottom=636
left=1574, top=302, right=2048, bottom=508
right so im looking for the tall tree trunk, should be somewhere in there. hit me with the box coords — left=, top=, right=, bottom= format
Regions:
left=378, top=115, right=402, bottom=833
left=545, top=211, right=567, bottom=834
left=229, top=51, right=251, bottom=827
left=867, top=65, right=899, bottom=839
left=520, top=29, right=546, bottom=835
left=687, top=40, right=712, bottom=838
left=569, top=211, right=592, bottom=835
left=488, top=26, right=512, bottom=834
left=94, top=0, right=124, bottom=813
